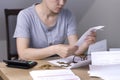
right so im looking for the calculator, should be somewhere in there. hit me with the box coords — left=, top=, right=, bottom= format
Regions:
left=3, top=59, right=37, bottom=69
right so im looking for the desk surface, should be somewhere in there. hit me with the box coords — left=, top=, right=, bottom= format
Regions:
left=0, top=58, right=102, bottom=80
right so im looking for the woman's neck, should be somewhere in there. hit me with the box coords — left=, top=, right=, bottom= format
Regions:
left=35, top=3, right=58, bottom=27
left=36, top=3, right=58, bottom=19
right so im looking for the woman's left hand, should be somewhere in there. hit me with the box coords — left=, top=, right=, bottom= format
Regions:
left=75, top=31, right=96, bottom=56
left=84, top=30, right=96, bottom=45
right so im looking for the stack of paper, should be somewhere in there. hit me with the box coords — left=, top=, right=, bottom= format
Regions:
left=30, top=69, right=80, bottom=80
left=88, top=51, right=120, bottom=80
left=89, top=64, right=120, bottom=80
left=109, top=48, right=120, bottom=51
left=91, top=51, right=120, bottom=65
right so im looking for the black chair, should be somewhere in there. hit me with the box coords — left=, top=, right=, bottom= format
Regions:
left=4, top=9, right=22, bottom=60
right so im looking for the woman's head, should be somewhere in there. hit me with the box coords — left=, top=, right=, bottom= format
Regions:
left=42, top=0, right=67, bottom=14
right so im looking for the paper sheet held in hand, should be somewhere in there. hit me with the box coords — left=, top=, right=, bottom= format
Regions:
left=75, top=26, right=104, bottom=46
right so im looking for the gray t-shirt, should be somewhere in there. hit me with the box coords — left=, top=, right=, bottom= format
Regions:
left=14, top=4, right=77, bottom=48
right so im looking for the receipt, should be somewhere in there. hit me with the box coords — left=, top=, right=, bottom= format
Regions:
left=75, top=26, right=104, bottom=46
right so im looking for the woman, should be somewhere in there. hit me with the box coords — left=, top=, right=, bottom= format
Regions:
left=14, top=0, right=96, bottom=60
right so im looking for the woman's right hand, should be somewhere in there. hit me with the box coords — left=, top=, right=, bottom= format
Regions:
left=54, top=44, right=78, bottom=58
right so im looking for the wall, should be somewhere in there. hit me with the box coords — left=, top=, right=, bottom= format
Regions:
left=65, top=0, right=95, bottom=25
left=79, top=0, right=120, bottom=48
left=0, top=0, right=94, bottom=61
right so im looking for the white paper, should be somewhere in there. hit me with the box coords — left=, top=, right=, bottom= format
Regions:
left=88, top=64, right=120, bottom=80
left=30, top=69, right=80, bottom=80
left=75, top=26, right=104, bottom=46
left=109, top=48, right=120, bottom=51
left=91, top=51, right=120, bottom=65
left=49, top=55, right=91, bottom=69
left=89, top=50, right=120, bottom=80
left=87, top=39, right=107, bottom=54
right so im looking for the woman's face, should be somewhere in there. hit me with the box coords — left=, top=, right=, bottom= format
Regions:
left=44, top=0, right=67, bottom=14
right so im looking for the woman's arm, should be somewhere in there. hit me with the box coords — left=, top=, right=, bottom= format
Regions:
left=17, top=38, right=57, bottom=60
left=17, top=38, right=78, bottom=60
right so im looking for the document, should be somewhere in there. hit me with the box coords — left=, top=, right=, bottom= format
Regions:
left=91, top=51, right=120, bottom=65
left=87, top=39, right=107, bottom=54
left=88, top=64, right=120, bottom=80
left=75, top=26, right=104, bottom=46
left=88, top=51, right=120, bottom=80
left=30, top=69, right=80, bottom=80
left=109, top=48, right=120, bottom=51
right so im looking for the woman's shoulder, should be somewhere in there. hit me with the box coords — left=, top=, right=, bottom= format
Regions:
left=18, top=4, right=35, bottom=16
